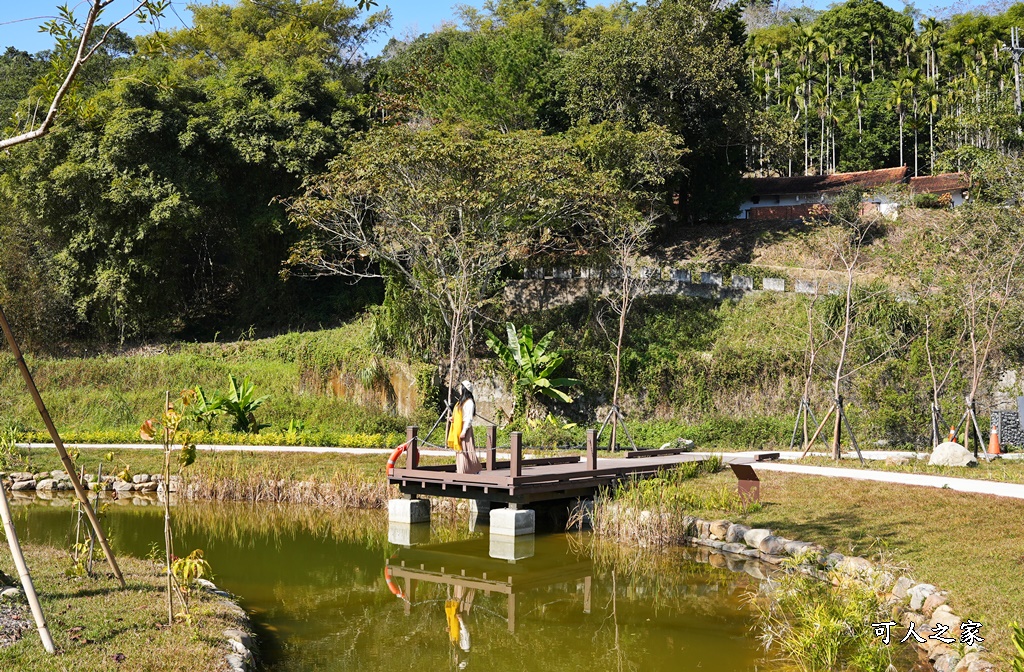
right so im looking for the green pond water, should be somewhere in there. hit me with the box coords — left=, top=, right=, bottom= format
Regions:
left=9, top=495, right=769, bottom=671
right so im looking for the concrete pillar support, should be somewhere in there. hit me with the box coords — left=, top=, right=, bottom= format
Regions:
left=388, top=498, right=430, bottom=524
left=490, top=507, right=535, bottom=536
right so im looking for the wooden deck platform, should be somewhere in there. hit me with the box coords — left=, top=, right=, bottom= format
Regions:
left=389, top=426, right=712, bottom=505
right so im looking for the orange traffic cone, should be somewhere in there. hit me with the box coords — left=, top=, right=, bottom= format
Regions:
left=989, top=424, right=1002, bottom=455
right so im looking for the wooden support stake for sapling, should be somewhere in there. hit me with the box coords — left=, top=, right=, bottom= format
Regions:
left=0, top=481, right=55, bottom=653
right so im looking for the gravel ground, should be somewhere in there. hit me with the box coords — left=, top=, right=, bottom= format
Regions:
left=0, top=602, right=32, bottom=648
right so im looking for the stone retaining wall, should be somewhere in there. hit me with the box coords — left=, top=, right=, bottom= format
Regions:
left=1, top=469, right=181, bottom=495
left=995, top=411, right=1024, bottom=448
left=506, top=268, right=839, bottom=310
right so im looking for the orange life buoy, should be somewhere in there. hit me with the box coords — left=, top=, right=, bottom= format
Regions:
left=386, top=441, right=418, bottom=475
left=384, top=565, right=405, bottom=600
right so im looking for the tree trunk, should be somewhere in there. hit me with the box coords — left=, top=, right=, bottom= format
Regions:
left=899, top=113, right=905, bottom=167
left=610, top=274, right=628, bottom=451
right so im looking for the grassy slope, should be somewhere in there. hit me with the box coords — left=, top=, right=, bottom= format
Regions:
left=0, top=208, right=1002, bottom=451
left=0, top=545, right=244, bottom=672
left=0, top=321, right=411, bottom=446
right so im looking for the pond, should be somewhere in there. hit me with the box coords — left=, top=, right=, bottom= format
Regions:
left=9, top=494, right=769, bottom=671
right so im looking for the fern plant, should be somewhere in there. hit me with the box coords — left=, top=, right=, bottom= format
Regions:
left=484, top=322, right=580, bottom=421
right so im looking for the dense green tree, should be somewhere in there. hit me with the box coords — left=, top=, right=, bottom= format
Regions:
left=0, top=49, right=49, bottom=132
left=1, top=0, right=386, bottom=341
left=558, top=0, right=748, bottom=221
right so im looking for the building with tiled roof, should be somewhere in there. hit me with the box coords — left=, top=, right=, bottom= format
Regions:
left=734, top=167, right=967, bottom=220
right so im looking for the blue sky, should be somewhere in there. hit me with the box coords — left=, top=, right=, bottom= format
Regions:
left=0, top=0, right=995, bottom=57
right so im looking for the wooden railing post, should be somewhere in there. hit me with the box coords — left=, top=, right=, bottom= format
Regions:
left=406, top=426, right=418, bottom=469
left=510, top=432, right=522, bottom=478
left=485, top=425, right=497, bottom=471
left=586, top=429, right=597, bottom=471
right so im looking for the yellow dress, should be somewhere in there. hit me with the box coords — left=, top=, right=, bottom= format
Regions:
left=447, top=403, right=464, bottom=452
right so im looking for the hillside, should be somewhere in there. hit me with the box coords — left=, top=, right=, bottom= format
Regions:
left=1, top=206, right=1012, bottom=452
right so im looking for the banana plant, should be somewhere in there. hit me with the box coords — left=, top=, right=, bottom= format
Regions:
left=222, top=375, right=269, bottom=433
left=484, top=322, right=580, bottom=421
left=188, top=384, right=225, bottom=431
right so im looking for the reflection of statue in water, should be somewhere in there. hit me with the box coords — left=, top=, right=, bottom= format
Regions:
left=445, top=585, right=475, bottom=669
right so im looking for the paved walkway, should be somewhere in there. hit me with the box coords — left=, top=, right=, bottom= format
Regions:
left=702, top=452, right=1024, bottom=501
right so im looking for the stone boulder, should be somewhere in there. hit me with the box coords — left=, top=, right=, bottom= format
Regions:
left=725, top=523, right=750, bottom=544
left=709, top=520, right=731, bottom=540
left=35, top=479, right=57, bottom=491
left=929, top=442, right=977, bottom=467
left=824, top=552, right=845, bottom=568
left=923, top=591, right=948, bottom=617
left=930, top=605, right=962, bottom=640
left=837, top=556, right=874, bottom=576
left=11, top=480, right=35, bottom=491
left=909, top=583, right=937, bottom=611
left=9, top=472, right=33, bottom=482
left=891, top=576, right=914, bottom=600
left=742, top=528, right=772, bottom=549
left=132, top=474, right=151, bottom=484
left=113, top=480, right=135, bottom=492
left=758, top=535, right=787, bottom=555
left=933, top=651, right=961, bottom=672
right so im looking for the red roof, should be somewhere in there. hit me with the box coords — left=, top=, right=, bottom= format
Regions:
left=909, top=172, right=968, bottom=193
left=745, top=167, right=909, bottom=196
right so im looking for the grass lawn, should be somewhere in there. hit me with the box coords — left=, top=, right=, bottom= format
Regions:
left=621, top=469, right=1024, bottom=663
left=0, top=544, right=245, bottom=671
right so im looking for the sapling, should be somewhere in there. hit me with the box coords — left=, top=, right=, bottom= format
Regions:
left=140, top=390, right=200, bottom=626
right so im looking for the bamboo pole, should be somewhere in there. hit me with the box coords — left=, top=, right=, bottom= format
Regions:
left=163, top=391, right=174, bottom=627
left=0, top=483, right=55, bottom=653
left=0, top=304, right=125, bottom=588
